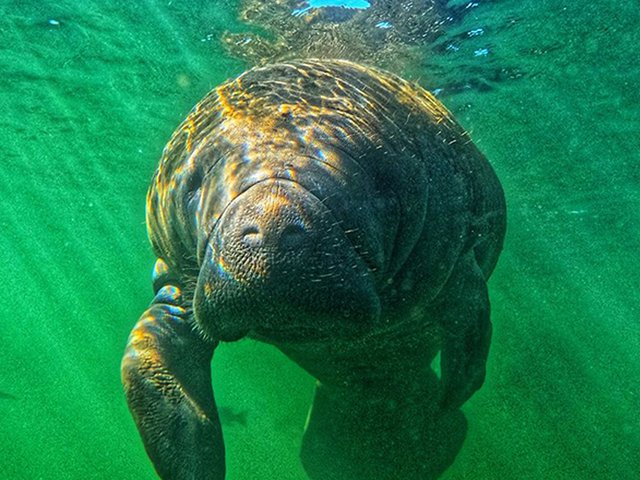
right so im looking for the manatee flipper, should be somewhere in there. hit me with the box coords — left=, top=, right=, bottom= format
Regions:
left=438, top=253, right=492, bottom=410
left=121, top=270, right=224, bottom=480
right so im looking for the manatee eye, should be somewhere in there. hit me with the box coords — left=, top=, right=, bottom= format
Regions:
left=186, top=166, right=204, bottom=204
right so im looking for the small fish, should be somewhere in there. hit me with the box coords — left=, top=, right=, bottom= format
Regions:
left=218, top=406, right=248, bottom=427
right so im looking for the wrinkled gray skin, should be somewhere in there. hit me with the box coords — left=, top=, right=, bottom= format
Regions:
left=122, top=60, right=506, bottom=480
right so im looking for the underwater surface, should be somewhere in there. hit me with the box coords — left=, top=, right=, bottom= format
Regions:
left=0, top=0, right=638, bottom=478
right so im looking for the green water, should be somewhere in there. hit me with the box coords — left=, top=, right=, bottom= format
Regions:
left=1, top=0, right=638, bottom=479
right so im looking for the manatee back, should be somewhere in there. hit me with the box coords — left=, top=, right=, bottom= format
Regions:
left=146, top=60, right=505, bottom=291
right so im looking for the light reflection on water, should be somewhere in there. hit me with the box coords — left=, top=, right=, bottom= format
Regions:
left=293, top=0, right=371, bottom=17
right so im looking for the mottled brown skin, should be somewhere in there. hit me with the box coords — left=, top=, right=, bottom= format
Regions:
left=122, top=59, right=506, bottom=479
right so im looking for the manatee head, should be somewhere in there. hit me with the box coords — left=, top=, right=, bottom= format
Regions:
left=193, top=175, right=382, bottom=344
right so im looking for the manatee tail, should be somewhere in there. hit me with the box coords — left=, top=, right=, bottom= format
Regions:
left=121, top=275, right=224, bottom=480
left=301, top=374, right=467, bottom=480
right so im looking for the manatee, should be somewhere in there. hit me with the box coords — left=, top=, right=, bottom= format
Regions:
left=121, top=59, right=506, bottom=480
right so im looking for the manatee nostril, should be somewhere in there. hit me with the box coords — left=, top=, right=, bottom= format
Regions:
left=240, top=225, right=263, bottom=248
left=279, top=223, right=306, bottom=249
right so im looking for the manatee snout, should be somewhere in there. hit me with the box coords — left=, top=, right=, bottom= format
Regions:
left=230, top=181, right=312, bottom=254
left=193, top=178, right=381, bottom=342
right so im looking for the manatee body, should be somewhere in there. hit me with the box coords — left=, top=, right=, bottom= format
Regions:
left=122, top=59, right=506, bottom=480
